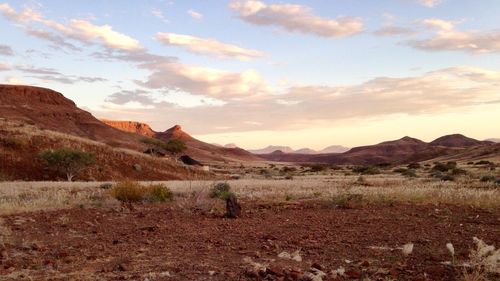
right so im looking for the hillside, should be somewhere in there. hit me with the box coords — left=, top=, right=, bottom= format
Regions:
left=101, top=120, right=156, bottom=138
left=0, top=119, right=211, bottom=181
left=430, top=134, right=487, bottom=147
left=0, top=85, right=144, bottom=149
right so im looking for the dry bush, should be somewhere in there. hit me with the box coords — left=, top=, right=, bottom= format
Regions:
left=110, top=181, right=173, bottom=203
left=175, top=188, right=219, bottom=214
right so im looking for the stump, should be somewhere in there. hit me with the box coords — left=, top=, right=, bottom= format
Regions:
left=225, top=195, right=241, bottom=218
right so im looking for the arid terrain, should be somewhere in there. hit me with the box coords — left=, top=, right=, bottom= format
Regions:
left=1, top=85, right=499, bottom=280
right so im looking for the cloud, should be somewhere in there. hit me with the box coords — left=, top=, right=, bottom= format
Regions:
left=68, top=20, right=142, bottom=51
left=0, top=62, right=10, bottom=71
left=155, top=32, right=264, bottom=60
left=3, top=76, right=24, bottom=85
left=137, top=59, right=271, bottom=99
left=0, top=44, right=14, bottom=56
left=229, top=0, right=363, bottom=38
left=102, top=66, right=500, bottom=134
left=8, top=64, right=107, bottom=84
left=408, top=19, right=500, bottom=53
left=25, top=28, right=81, bottom=51
left=374, top=26, right=414, bottom=36
left=152, top=8, right=168, bottom=23
left=187, top=9, right=203, bottom=20
left=0, top=3, right=142, bottom=52
left=417, top=0, right=443, bottom=7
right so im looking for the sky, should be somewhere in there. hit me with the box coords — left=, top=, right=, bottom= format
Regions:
left=1, top=0, right=499, bottom=150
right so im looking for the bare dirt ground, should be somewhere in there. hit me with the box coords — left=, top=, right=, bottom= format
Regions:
left=1, top=200, right=499, bottom=281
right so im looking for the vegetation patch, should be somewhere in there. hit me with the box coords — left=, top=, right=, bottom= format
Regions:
left=111, top=181, right=173, bottom=203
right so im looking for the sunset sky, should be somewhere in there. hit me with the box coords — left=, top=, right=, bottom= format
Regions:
left=1, top=0, right=499, bottom=150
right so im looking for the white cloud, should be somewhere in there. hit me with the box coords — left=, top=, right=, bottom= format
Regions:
left=0, top=44, right=14, bottom=56
left=229, top=0, right=363, bottom=38
left=3, top=76, right=24, bottom=85
left=408, top=19, right=500, bottom=54
left=155, top=32, right=264, bottom=60
left=152, top=8, right=168, bottom=23
left=137, top=59, right=271, bottom=99
left=187, top=9, right=203, bottom=20
left=417, top=0, right=443, bottom=7
left=0, top=3, right=142, bottom=52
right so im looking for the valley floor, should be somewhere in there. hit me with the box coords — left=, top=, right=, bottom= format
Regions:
left=0, top=202, right=499, bottom=280
left=0, top=177, right=499, bottom=280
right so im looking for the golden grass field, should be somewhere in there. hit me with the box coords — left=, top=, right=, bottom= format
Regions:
left=0, top=174, right=498, bottom=215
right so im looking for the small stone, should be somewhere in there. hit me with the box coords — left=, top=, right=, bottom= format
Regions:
left=345, top=269, right=362, bottom=279
left=311, top=262, right=323, bottom=270
left=133, top=164, right=142, bottom=171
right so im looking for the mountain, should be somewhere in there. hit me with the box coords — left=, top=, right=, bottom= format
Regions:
left=319, top=145, right=350, bottom=154
left=485, top=138, right=500, bottom=143
left=260, top=136, right=430, bottom=165
left=108, top=124, right=262, bottom=163
left=294, top=148, right=317, bottom=154
left=430, top=134, right=486, bottom=148
left=249, top=145, right=295, bottom=154
left=101, top=120, right=156, bottom=138
left=224, top=143, right=238, bottom=148
left=0, top=84, right=143, bottom=149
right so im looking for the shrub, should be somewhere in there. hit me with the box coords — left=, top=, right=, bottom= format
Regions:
left=111, top=181, right=147, bottom=202
left=308, top=164, right=326, bottom=173
left=440, top=175, right=455, bottom=182
left=331, top=193, right=364, bottom=209
left=402, top=169, right=418, bottom=178
left=451, top=168, right=467, bottom=176
left=352, top=166, right=380, bottom=175
left=432, top=162, right=450, bottom=172
left=480, top=175, right=496, bottom=182
left=99, top=183, right=113, bottom=189
left=146, top=184, right=174, bottom=202
left=393, top=168, right=408, bottom=173
left=39, top=148, right=96, bottom=181
left=407, top=163, right=421, bottom=169
left=111, top=181, right=174, bottom=203
left=209, top=182, right=232, bottom=199
left=475, top=160, right=492, bottom=165
left=1, top=136, right=29, bottom=150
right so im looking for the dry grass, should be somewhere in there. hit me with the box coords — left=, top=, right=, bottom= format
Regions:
left=0, top=174, right=498, bottom=215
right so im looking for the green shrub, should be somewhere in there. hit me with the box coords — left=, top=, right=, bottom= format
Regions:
left=352, top=166, right=380, bottom=175
left=146, top=184, right=174, bottom=202
left=39, top=148, right=96, bottom=181
left=209, top=182, right=232, bottom=199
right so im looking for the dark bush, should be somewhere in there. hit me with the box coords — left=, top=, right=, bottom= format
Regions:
left=480, top=175, right=496, bottom=182
left=352, top=166, right=380, bottom=175
left=451, top=168, right=467, bottom=176
left=440, top=175, right=455, bottom=182
left=407, top=163, right=421, bottom=169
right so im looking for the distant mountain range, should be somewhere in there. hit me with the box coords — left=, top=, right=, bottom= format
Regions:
left=259, top=134, right=497, bottom=165
left=249, top=144, right=350, bottom=155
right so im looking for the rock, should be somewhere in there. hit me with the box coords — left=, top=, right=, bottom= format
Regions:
left=267, top=266, right=285, bottom=276
left=311, top=263, right=323, bottom=270
left=133, top=164, right=142, bottom=171
left=345, top=269, right=362, bottom=279
left=225, top=195, right=241, bottom=218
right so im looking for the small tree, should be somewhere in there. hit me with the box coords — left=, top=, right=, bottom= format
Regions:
left=39, top=148, right=96, bottom=181
left=165, top=139, right=187, bottom=158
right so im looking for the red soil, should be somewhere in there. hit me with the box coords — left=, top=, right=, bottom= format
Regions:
left=1, top=202, right=498, bottom=280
